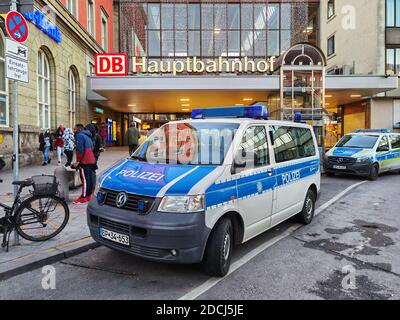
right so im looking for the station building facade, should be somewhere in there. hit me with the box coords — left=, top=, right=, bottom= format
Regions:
left=89, top=0, right=398, bottom=150
left=0, top=0, right=115, bottom=168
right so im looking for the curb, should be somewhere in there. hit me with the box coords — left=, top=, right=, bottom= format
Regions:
left=0, top=237, right=100, bottom=281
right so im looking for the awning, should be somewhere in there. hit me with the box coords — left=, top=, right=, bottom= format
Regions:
left=88, top=75, right=398, bottom=113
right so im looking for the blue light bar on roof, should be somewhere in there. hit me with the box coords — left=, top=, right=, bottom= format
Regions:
left=191, top=106, right=269, bottom=120
left=354, top=129, right=391, bottom=134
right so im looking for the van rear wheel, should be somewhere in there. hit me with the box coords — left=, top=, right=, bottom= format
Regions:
left=296, top=189, right=316, bottom=225
left=203, top=217, right=233, bottom=277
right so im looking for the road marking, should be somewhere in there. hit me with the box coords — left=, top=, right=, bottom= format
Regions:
left=179, top=224, right=301, bottom=300
left=315, top=180, right=367, bottom=216
left=178, top=180, right=368, bottom=300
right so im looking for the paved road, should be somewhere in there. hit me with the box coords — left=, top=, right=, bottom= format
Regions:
left=0, top=173, right=399, bottom=300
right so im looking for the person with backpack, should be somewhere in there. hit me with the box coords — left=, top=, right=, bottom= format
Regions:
left=72, top=124, right=97, bottom=204
left=86, top=123, right=104, bottom=163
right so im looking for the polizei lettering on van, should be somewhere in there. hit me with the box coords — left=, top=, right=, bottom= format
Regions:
left=116, top=169, right=165, bottom=182
left=281, top=170, right=301, bottom=185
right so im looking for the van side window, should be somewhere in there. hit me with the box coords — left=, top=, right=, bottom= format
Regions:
left=378, top=136, right=390, bottom=151
left=390, top=135, right=400, bottom=149
left=271, top=126, right=316, bottom=163
left=241, top=126, right=269, bottom=168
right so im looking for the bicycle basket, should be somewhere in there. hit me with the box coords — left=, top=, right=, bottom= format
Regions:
left=31, top=175, right=59, bottom=196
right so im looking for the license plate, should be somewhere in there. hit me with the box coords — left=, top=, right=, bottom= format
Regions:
left=333, top=165, right=347, bottom=170
left=100, top=228, right=130, bottom=246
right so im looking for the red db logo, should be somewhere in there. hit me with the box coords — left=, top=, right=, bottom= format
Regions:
left=95, top=54, right=128, bottom=76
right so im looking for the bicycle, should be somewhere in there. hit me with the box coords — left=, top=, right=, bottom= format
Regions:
left=0, top=175, right=70, bottom=251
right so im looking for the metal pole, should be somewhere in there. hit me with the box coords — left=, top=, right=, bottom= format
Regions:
left=11, top=0, right=20, bottom=245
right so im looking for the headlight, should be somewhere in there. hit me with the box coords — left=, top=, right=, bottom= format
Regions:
left=158, top=195, right=204, bottom=213
left=356, top=156, right=370, bottom=163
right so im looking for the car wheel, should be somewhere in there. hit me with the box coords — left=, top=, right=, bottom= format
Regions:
left=368, top=164, right=379, bottom=181
left=296, top=189, right=316, bottom=225
left=203, top=217, right=233, bottom=277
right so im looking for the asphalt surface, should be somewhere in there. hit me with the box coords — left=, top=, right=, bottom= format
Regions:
left=0, top=173, right=399, bottom=300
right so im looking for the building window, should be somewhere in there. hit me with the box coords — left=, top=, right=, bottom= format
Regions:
left=87, top=0, right=95, bottom=37
left=327, top=35, right=335, bottom=57
left=386, top=0, right=400, bottom=27
left=328, top=0, right=335, bottom=19
left=37, top=50, right=51, bottom=129
left=386, top=47, right=400, bottom=75
left=66, top=0, right=78, bottom=18
left=68, top=69, right=77, bottom=128
left=101, top=11, right=108, bottom=50
left=0, top=32, right=8, bottom=127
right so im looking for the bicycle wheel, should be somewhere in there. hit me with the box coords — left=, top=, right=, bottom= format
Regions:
left=14, top=195, right=70, bottom=242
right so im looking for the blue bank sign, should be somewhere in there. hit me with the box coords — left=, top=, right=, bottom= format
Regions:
left=23, top=10, right=62, bottom=43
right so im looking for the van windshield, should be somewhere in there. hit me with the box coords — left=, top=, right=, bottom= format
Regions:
left=336, top=135, right=379, bottom=149
left=132, top=122, right=239, bottom=165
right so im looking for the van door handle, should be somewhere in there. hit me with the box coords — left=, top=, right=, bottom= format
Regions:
left=266, top=168, right=274, bottom=176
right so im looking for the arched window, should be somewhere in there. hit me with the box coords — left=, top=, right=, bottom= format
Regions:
left=37, top=50, right=51, bottom=128
left=68, top=68, right=77, bottom=128
left=0, top=31, right=8, bottom=127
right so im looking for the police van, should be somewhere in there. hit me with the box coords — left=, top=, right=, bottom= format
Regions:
left=87, top=106, right=321, bottom=277
left=323, top=129, right=400, bottom=180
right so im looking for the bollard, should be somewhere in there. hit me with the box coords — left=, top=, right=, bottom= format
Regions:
left=54, top=167, right=69, bottom=200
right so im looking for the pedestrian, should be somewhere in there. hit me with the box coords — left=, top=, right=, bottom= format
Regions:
left=39, top=129, right=53, bottom=166
left=54, top=124, right=65, bottom=166
left=127, top=122, right=140, bottom=156
left=63, top=127, right=75, bottom=167
left=86, top=123, right=104, bottom=163
left=99, top=122, right=108, bottom=147
left=72, top=124, right=97, bottom=204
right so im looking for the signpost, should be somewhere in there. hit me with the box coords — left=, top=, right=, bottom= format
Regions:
left=5, top=4, right=30, bottom=246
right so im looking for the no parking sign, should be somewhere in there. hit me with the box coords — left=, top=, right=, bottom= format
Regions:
left=6, top=11, right=29, bottom=43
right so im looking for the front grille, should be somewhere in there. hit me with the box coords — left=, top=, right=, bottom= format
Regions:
left=102, top=189, right=154, bottom=214
left=328, top=156, right=356, bottom=165
left=130, top=244, right=169, bottom=258
left=99, top=217, right=130, bottom=234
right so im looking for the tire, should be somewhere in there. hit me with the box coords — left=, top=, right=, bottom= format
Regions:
left=296, top=189, right=316, bottom=225
left=368, top=164, right=379, bottom=181
left=203, top=217, right=233, bottom=277
left=15, top=195, right=70, bottom=242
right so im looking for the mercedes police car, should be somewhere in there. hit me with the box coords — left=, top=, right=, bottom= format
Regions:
left=87, top=106, right=321, bottom=277
left=324, top=129, right=400, bottom=180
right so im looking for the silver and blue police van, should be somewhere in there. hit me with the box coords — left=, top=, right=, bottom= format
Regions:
left=323, top=129, right=400, bottom=180
left=87, top=106, right=321, bottom=276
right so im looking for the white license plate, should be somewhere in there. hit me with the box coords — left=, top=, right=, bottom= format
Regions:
left=100, top=228, right=130, bottom=246
left=333, top=165, right=347, bottom=170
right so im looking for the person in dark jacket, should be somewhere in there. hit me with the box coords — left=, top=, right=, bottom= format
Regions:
left=39, top=129, right=53, bottom=166
left=72, top=124, right=97, bottom=204
left=86, top=123, right=104, bottom=163
left=54, top=124, right=65, bottom=166
left=127, top=122, right=140, bottom=155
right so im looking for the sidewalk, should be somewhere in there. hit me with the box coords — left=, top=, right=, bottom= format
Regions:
left=0, top=147, right=129, bottom=280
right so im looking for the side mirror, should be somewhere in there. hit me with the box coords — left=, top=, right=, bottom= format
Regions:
left=231, top=149, right=256, bottom=174
left=377, top=146, right=389, bottom=152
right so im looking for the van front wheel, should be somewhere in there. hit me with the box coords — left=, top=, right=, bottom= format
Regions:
left=203, top=218, right=233, bottom=277
left=297, top=189, right=316, bottom=225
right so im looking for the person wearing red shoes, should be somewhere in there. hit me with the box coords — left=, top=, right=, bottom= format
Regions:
left=72, top=124, right=97, bottom=204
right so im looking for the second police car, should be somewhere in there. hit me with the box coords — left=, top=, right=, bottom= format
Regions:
left=87, top=106, right=321, bottom=277
left=324, top=129, right=400, bottom=180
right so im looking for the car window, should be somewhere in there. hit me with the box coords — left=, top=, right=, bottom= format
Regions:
left=378, top=136, right=390, bottom=151
left=240, top=126, right=269, bottom=168
left=390, top=135, right=400, bottom=149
